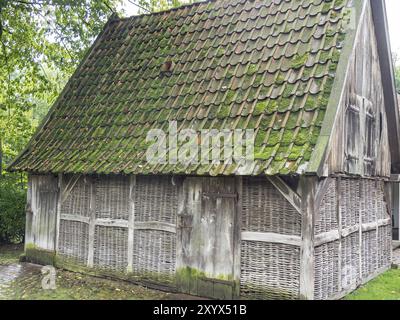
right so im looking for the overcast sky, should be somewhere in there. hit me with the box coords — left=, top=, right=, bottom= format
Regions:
left=119, top=0, right=400, bottom=64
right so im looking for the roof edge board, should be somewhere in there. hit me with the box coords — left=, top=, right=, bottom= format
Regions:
left=370, top=0, right=400, bottom=173
left=306, top=0, right=366, bottom=176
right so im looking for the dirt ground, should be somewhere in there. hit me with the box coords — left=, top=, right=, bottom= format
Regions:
left=0, top=244, right=197, bottom=300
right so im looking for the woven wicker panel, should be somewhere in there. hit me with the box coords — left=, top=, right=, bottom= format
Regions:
left=58, top=220, right=89, bottom=264
left=339, top=179, right=360, bottom=229
left=60, top=175, right=90, bottom=217
left=361, top=230, right=377, bottom=278
left=241, top=177, right=301, bottom=236
left=240, top=241, right=300, bottom=300
left=360, top=180, right=378, bottom=224
left=377, top=225, right=391, bottom=269
left=376, top=181, right=388, bottom=221
left=316, top=179, right=338, bottom=235
left=94, top=225, right=128, bottom=271
left=341, top=233, right=360, bottom=289
left=95, top=176, right=130, bottom=220
left=314, top=241, right=340, bottom=300
left=134, top=176, right=178, bottom=224
left=132, top=229, right=176, bottom=284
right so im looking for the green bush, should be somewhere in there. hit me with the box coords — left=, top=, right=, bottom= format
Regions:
left=0, top=176, right=26, bottom=244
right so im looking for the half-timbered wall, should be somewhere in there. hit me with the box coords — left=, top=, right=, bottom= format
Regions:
left=324, top=2, right=391, bottom=177
left=57, top=174, right=178, bottom=285
left=26, top=173, right=392, bottom=300
left=314, top=177, right=391, bottom=300
left=240, top=177, right=301, bottom=300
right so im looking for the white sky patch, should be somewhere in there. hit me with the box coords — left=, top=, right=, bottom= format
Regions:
left=118, top=0, right=400, bottom=65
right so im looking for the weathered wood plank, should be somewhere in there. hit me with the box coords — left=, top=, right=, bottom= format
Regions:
left=60, top=214, right=90, bottom=224
left=299, top=176, right=317, bottom=300
left=134, top=221, right=176, bottom=233
left=127, top=175, right=135, bottom=273
left=337, top=178, right=342, bottom=292
left=87, top=176, right=95, bottom=268
left=95, top=218, right=129, bottom=228
left=241, top=232, right=302, bottom=247
left=232, top=177, right=242, bottom=298
left=55, top=174, right=62, bottom=253
left=314, top=230, right=340, bottom=247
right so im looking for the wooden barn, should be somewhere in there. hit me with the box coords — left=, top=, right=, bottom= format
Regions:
left=8, top=0, right=400, bottom=300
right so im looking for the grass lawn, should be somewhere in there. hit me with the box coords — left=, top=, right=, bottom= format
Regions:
left=0, top=244, right=189, bottom=300
left=0, top=244, right=24, bottom=265
left=2, top=244, right=400, bottom=300
left=346, top=269, right=400, bottom=300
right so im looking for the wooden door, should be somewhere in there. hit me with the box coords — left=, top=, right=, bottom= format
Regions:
left=176, top=177, right=238, bottom=299
left=30, top=175, right=59, bottom=251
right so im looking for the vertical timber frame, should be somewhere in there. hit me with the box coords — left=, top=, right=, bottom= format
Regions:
left=299, top=175, right=318, bottom=300
left=25, top=175, right=33, bottom=249
left=127, top=175, right=136, bottom=273
left=54, top=173, right=63, bottom=255
left=232, top=176, right=242, bottom=298
left=87, top=176, right=96, bottom=268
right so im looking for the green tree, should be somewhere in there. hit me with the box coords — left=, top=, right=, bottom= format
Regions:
left=0, top=0, right=123, bottom=243
left=0, top=0, right=194, bottom=243
left=0, top=0, right=124, bottom=175
left=393, top=52, right=400, bottom=94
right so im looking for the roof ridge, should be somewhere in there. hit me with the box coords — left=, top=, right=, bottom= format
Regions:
left=117, top=0, right=215, bottom=21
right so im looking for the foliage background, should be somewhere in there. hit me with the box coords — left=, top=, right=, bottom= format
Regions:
left=0, top=0, right=188, bottom=244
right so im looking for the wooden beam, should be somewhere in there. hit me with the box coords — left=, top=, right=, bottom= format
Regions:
left=241, top=232, right=302, bottom=247
left=337, top=178, right=342, bottom=292
left=314, top=230, right=340, bottom=247
left=299, top=176, right=317, bottom=300
left=267, top=176, right=301, bottom=214
left=60, top=214, right=90, bottom=224
left=127, top=175, right=135, bottom=273
left=134, top=221, right=176, bottom=234
left=315, top=178, right=334, bottom=212
left=55, top=174, right=62, bottom=254
left=358, top=181, right=363, bottom=284
left=313, top=219, right=391, bottom=247
left=232, top=176, right=242, bottom=299
left=61, top=174, right=81, bottom=204
left=87, top=177, right=95, bottom=268
left=95, top=218, right=129, bottom=228
left=342, top=225, right=359, bottom=238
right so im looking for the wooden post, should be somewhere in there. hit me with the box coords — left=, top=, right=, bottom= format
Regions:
left=232, top=176, right=242, bottom=298
left=358, top=181, right=363, bottom=284
left=87, top=176, right=96, bottom=268
left=299, top=175, right=318, bottom=300
left=54, top=174, right=63, bottom=256
left=127, top=175, right=136, bottom=273
left=25, top=175, right=33, bottom=247
left=336, top=177, right=343, bottom=292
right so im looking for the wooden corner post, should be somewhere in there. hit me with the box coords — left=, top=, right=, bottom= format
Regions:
left=299, top=175, right=318, bottom=300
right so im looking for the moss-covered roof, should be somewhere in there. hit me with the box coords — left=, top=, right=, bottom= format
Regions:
left=9, top=0, right=351, bottom=176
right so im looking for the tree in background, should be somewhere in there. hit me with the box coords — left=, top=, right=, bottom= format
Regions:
left=0, top=0, right=123, bottom=175
left=137, top=0, right=195, bottom=12
left=393, top=52, right=400, bottom=94
left=0, top=0, right=194, bottom=243
left=0, top=0, right=122, bottom=243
